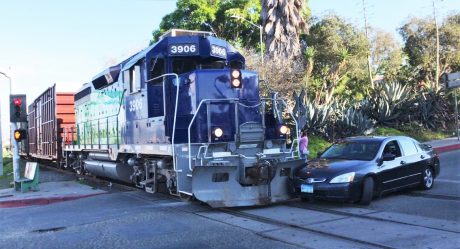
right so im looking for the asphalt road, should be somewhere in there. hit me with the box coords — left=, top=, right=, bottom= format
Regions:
left=0, top=150, right=458, bottom=249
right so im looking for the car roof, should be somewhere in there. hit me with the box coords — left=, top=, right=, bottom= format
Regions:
left=343, top=136, right=413, bottom=143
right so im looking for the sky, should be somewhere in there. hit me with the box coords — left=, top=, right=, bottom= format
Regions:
left=0, top=0, right=459, bottom=144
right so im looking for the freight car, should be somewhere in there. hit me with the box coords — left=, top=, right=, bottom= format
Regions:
left=20, top=85, right=75, bottom=161
left=28, top=29, right=304, bottom=207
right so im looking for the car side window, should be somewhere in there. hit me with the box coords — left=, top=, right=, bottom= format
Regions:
left=399, top=137, right=419, bottom=156
left=382, top=140, right=402, bottom=158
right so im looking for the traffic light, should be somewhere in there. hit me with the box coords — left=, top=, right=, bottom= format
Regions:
left=9, top=94, right=27, bottom=122
left=13, top=129, right=27, bottom=142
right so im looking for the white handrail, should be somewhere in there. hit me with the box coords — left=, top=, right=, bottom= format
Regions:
left=261, top=97, right=300, bottom=156
left=280, top=99, right=299, bottom=156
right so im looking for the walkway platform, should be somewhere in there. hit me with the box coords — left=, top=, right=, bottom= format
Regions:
left=0, top=181, right=106, bottom=208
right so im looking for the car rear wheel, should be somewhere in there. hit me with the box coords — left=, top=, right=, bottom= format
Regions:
left=359, top=177, right=374, bottom=205
left=420, top=167, right=434, bottom=190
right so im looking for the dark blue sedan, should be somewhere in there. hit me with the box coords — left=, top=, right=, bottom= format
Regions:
left=290, top=136, right=440, bottom=205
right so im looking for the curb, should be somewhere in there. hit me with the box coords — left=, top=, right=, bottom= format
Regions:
left=434, top=144, right=460, bottom=154
left=0, top=193, right=105, bottom=208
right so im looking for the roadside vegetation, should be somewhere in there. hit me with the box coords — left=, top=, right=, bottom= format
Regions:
left=0, top=151, right=13, bottom=189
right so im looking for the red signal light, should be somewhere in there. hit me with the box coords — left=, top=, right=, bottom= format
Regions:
left=13, top=98, right=22, bottom=106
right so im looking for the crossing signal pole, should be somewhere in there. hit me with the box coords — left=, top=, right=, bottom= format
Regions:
left=9, top=94, right=27, bottom=183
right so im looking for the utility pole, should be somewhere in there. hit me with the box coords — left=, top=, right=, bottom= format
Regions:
left=433, top=0, right=440, bottom=89
left=362, top=0, right=374, bottom=89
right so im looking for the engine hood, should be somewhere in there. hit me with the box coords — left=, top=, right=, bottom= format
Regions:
left=296, top=158, right=370, bottom=179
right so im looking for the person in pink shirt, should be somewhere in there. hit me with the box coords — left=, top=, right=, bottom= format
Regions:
left=299, top=130, right=309, bottom=161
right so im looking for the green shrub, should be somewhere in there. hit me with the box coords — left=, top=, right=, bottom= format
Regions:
left=307, top=135, right=332, bottom=159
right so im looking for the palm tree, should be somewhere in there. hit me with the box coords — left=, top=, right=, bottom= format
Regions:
left=262, top=0, right=308, bottom=60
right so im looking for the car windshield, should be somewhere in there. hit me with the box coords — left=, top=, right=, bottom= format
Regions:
left=321, top=140, right=381, bottom=161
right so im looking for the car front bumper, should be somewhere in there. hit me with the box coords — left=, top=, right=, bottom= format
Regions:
left=289, top=177, right=362, bottom=201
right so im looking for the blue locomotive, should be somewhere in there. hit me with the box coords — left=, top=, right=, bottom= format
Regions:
left=64, top=29, right=303, bottom=207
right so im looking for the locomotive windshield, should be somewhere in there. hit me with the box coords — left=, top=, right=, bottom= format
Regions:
left=172, top=58, right=226, bottom=75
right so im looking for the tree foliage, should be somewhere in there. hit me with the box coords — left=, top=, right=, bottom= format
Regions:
left=370, top=29, right=404, bottom=83
left=151, top=0, right=261, bottom=48
left=400, top=13, right=460, bottom=90
left=304, top=15, right=369, bottom=105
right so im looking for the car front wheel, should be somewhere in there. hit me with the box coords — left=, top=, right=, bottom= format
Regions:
left=420, top=167, right=434, bottom=190
left=359, top=177, right=374, bottom=205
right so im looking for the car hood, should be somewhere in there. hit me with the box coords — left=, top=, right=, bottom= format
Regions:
left=295, top=158, right=370, bottom=179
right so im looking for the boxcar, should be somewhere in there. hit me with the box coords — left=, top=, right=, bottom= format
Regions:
left=26, top=84, right=75, bottom=162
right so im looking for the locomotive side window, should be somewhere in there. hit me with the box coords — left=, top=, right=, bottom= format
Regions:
left=123, top=70, right=130, bottom=90
left=149, top=57, right=165, bottom=83
left=130, top=65, right=141, bottom=93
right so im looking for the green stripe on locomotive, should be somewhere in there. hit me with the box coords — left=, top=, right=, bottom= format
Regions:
left=75, top=82, right=125, bottom=146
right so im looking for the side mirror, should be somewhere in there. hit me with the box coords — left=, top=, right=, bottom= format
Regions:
left=424, top=144, right=432, bottom=149
left=382, top=153, right=396, bottom=161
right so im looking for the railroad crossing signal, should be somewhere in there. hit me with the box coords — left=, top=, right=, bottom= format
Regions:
left=13, top=129, right=27, bottom=142
left=9, top=94, right=27, bottom=122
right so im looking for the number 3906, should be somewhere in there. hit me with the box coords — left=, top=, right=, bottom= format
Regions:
left=170, top=44, right=196, bottom=54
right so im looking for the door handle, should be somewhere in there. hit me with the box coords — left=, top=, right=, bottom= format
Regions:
left=400, top=161, right=406, bottom=165
left=420, top=155, right=425, bottom=159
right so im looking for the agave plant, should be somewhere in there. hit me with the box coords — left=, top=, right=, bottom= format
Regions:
left=333, top=107, right=375, bottom=138
left=412, top=89, right=454, bottom=129
left=293, top=89, right=333, bottom=135
left=365, top=82, right=415, bottom=126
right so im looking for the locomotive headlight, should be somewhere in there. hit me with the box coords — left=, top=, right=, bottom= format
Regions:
left=231, top=79, right=241, bottom=88
left=279, top=125, right=288, bottom=135
left=213, top=128, right=223, bottom=138
left=230, top=69, right=242, bottom=88
left=231, top=70, right=241, bottom=79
